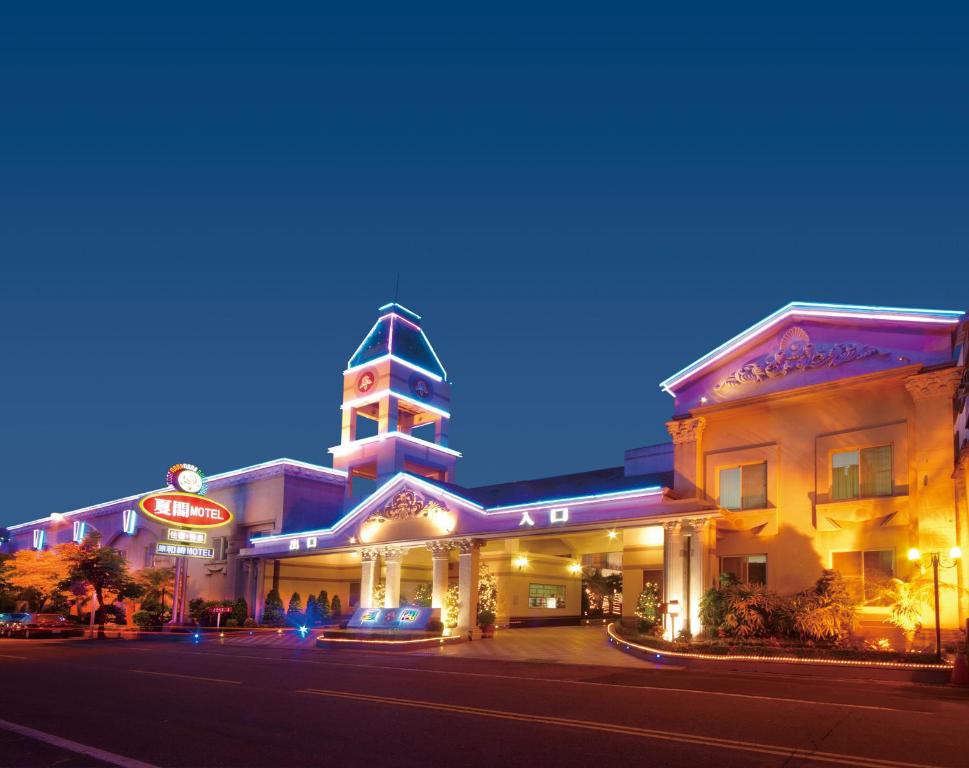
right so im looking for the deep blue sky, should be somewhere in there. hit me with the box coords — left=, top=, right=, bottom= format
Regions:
left=1, top=4, right=966, bottom=526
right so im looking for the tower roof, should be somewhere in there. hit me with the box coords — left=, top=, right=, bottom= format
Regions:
left=347, top=302, right=447, bottom=380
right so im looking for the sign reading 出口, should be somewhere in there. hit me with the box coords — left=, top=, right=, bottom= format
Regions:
left=138, top=491, right=233, bottom=528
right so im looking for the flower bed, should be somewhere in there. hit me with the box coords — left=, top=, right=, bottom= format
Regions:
left=611, top=624, right=948, bottom=667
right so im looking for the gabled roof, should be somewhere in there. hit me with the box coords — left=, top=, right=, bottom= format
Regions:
left=347, top=302, right=447, bottom=380
left=659, top=302, right=964, bottom=396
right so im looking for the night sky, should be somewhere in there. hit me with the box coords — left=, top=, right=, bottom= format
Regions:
left=1, top=4, right=966, bottom=527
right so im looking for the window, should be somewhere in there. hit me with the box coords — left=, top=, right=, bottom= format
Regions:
left=832, top=550, right=894, bottom=602
left=528, top=583, right=566, bottom=609
left=212, top=536, right=228, bottom=561
left=719, top=462, right=767, bottom=510
left=832, top=446, right=892, bottom=500
left=720, top=554, right=767, bottom=585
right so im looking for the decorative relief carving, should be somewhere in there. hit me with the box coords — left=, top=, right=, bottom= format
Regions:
left=365, top=489, right=449, bottom=525
left=715, top=327, right=881, bottom=394
left=382, top=546, right=404, bottom=562
left=455, top=538, right=480, bottom=554
left=359, top=547, right=379, bottom=562
left=426, top=541, right=453, bottom=558
left=904, top=367, right=963, bottom=401
left=666, top=417, right=705, bottom=445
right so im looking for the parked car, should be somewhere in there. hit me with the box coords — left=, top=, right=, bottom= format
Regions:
left=5, top=613, right=80, bottom=639
left=0, top=613, right=30, bottom=637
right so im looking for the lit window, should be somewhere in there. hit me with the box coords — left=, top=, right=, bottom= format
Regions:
left=720, top=554, right=767, bottom=585
left=528, top=583, right=565, bottom=609
left=719, top=463, right=767, bottom=510
left=832, top=549, right=894, bottom=602
left=832, top=446, right=892, bottom=500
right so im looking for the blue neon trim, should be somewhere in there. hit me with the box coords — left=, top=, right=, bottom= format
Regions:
left=377, top=302, right=422, bottom=322
left=249, top=473, right=486, bottom=545
left=659, top=302, right=964, bottom=394
left=485, top=485, right=664, bottom=513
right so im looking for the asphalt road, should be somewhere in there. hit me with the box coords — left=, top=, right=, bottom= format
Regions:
left=0, top=637, right=967, bottom=768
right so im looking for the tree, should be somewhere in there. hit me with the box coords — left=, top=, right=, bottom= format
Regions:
left=330, top=594, right=341, bottom=620
left=232, top=597, right=248, bottom=625
left=788, top=570, right=855, bottom=644
left=372, top=581, right=386, bottom=609
left=317, top=590, right=331, bottom=623
left=304, top=594, right=319, bottom=625
left=635, top=582, right=662, bottom=634
left=478, top=564, right=497, bottom=619
left=6, top=546, right=71, bottom=611
left=286, top=592, right=304, bottom=624
left=0, top=554, right=17, bottom=613
left=443, top=585, right=460, bottom=628
left=262, top=589, right=285, bottom=625
left=411, top=583, right=432, bottom=608
left=134, top=566, right=175, bottom=609
left=59, top=534, right=143, bottom=630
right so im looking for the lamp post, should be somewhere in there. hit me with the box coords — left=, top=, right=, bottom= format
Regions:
left=667, top=599, right=681, bottom=641
left=907, top=546, right=962, bottom=659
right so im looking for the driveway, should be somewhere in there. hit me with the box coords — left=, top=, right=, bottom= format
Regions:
left=412, top=624, right=664, bottom=667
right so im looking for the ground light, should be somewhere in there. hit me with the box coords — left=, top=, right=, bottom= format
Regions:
left=907, top=546, right=962, bottom=658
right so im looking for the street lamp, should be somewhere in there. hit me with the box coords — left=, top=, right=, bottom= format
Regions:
left=907, top=546, right=962, bottom=659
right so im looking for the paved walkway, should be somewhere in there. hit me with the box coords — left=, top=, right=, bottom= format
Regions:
left=412, top=624, right=661, bottom=667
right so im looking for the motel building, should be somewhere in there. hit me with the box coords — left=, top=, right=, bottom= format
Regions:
left=6, top=301, right=969, bottom=643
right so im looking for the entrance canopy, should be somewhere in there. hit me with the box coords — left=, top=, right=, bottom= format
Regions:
left=241, top=471, right=711, bottom=559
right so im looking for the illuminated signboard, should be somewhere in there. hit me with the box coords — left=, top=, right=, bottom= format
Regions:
left=155, top=542, right=215, bottom=559
left=398, top=608, right=420, bottom=623
left=360, top=609, right=381, bottom=622
left=168, top=529, right=207, bottom=544
left=139, top=492, right=233, bottom=529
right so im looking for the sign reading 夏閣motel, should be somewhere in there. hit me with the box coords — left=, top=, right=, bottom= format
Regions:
left=138, top=491, right=233, bottom=529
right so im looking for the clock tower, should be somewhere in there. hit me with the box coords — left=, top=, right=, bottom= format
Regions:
left=330, top=302, right=458, bottom=499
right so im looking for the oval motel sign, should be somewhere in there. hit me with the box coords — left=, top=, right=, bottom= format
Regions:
left=138, top=491, right=233, bottom=528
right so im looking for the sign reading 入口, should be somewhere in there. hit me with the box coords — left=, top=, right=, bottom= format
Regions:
left=138, top=492, right=233, bottom=529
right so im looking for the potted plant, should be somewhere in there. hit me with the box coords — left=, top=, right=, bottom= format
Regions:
left=478, top=610, right=496, bottom=638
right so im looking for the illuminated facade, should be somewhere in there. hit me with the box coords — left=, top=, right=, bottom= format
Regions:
left=6, top=301, right=968, bottom=643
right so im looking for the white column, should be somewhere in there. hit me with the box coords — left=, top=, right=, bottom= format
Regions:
left=686, top=518, right=712, bottom=636
left=427, top=542, right=452, bottom=610
left=663, top=522, right=685, bottom=639
left=456, top=538, right=481, bottom=635
left=359, top=549, right=378, bottom=609
left=384, top=547, right=403, bottom=608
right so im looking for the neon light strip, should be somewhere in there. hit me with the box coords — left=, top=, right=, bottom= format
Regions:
left=344, top=355, right=444, bottom=383
left=249, top=477, right=669, bottom=547
left=659, top=302, right=964, bottom=395
left=341, top=389, right=451, bottom=419
left=378, top=302, right=422, bottom=321
left=317, top=634, right=461, bottom=645
left=7, top=458, right=347, bottom=531
left=486, top=486, right=664, bottom=514
left=329, top=431, right=461, bottom=458
left=605, top=623, right=951, bottom=670
left=250, top=473, right=485, bottom=544
left=346, top=318, right=384, bottom=368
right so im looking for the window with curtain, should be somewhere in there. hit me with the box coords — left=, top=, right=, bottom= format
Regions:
left=832, top=549, right=894, bottom=602
left=832, top=446, right=892, bottom=500
left=720, top=554, right=767, bottom=585
left=719, top=462, right=767, bottom=510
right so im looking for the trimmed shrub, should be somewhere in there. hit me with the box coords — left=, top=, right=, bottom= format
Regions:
left=262, top=589, right=285, bottom=626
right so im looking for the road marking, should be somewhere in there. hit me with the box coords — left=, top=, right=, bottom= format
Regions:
left=0, top=717, right=160, bottom=768
left=0, top=653, right=29, bottom=660
left=122, top=646, right=925, bottom=714
left=298, top=688, right=948, bottom=768
left=128, top=669, right=242, bottom=685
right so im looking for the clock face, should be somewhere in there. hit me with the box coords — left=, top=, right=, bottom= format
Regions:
left=357, top=370, right=377, bottom=393
left=175, top=469, right=204, bottom=494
